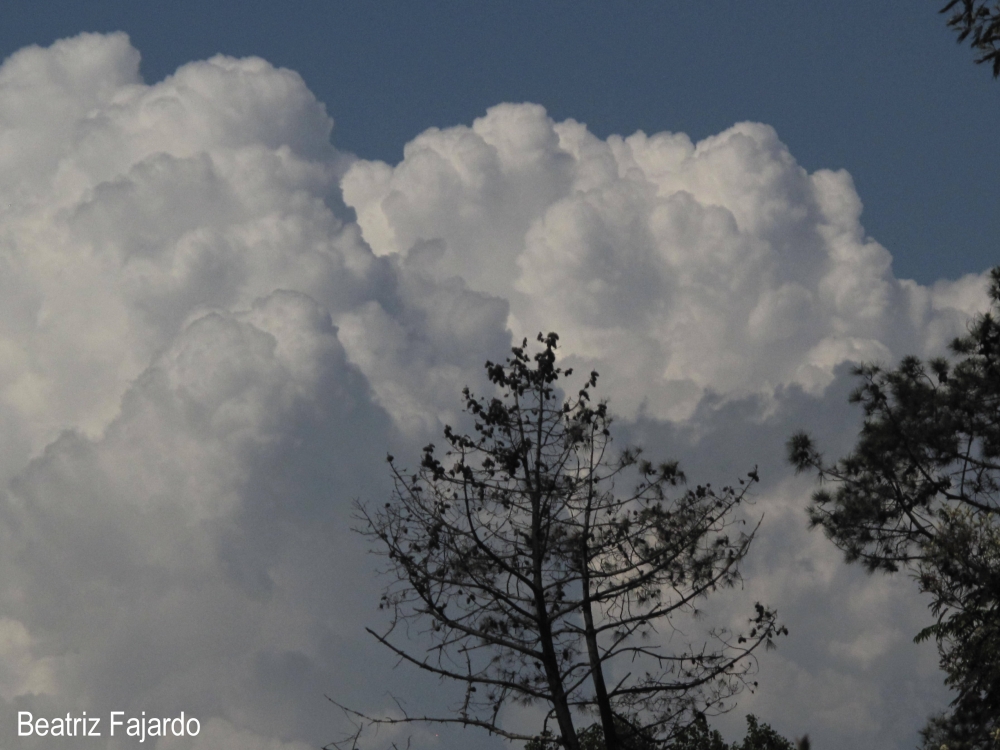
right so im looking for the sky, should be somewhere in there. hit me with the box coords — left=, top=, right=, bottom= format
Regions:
left=0, top=4, right=996, bottom=750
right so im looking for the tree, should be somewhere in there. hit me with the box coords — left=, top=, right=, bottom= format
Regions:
left=788, top=267, right=1000, bottom=749
left=672, top=714, right=800, bottom=750
left=941, top=0, right=1000, bottom=78
left=334, top=333, right=785, bottom=750
left=524, top=713, right=800, bottom=750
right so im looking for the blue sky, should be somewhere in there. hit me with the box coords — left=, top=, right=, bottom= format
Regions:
left=2, top=1, right=996, bottom=284
left=0, top=5, right=996, bottom=750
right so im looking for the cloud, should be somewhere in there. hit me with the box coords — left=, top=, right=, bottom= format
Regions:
left=0, top=32, right=504, bottom=748
left=0, top=32, right=992, bottom=750
left=0, top=291, right=397, bottom=743
left=156, top=717, right=316, bottom=750
left=345, top=105, right=985, bottom=420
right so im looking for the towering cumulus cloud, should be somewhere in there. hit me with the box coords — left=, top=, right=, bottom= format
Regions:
left=343, top=103, right=985, bottom=420
left=0, top=33, right=988, bottom=750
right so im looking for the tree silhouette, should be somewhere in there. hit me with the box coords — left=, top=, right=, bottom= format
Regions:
left=941, top=0, right=1000, bottom=77
left=332, top=333, right=784, bottom=750
left=789, top=268, right=1000, bottom=749
left=525, top=712, right=800, bottom=750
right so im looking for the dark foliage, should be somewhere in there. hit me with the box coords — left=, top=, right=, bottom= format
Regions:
left=335, top=334, right=784, bottom=750
left=526, top=714, right=660, bottom=750
left=661, top=713, right=797, bottom=750
left=525, top=713, right=797, bottom=750
left=920, top=703, right=1000, bottom=750
left=941, top=0, right=1000, bottom=77
left=789, top=268, right=1000, bottom=748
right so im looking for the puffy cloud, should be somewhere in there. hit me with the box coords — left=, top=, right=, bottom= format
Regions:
left=0, top=32, right=505, bottom=749
left=0, top=31, right=992, bottom=750
left=0, top=291, right=395, bottom=744
left=345, top=106, right=984, bottom=420
left=0, top=32, right=351, bottom=453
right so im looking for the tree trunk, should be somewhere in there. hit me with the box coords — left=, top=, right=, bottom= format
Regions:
left=532, top=527, right=579, bottom=750
left=536, top=608, right=581, bottom=750
left=580, top=435, right=619, bottom=750
left=527, top=412, right=581, bottom=750
left=581, top=560, right=619, bottom=750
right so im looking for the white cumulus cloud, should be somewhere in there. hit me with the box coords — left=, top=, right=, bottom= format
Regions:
left=0, top=32, right=991, bottom=750
left=344, top=105, right=984, bottom=420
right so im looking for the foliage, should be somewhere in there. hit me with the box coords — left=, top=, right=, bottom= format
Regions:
left=525, top=713, right=797, bottom=750
left=526, top=714, right=659, bottom=750
left=671, top=713, right=797, bottom=750
left=941, top=0, right=1000, bottom=77
left=788, top=267, right=1000, bottom=747
left=919, top=705, right=1000, bottom=750
left=337, top=333, right=784, bottom=750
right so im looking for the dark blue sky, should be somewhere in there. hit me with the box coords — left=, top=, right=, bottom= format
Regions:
left=3, top=1, right=997, bottom=285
